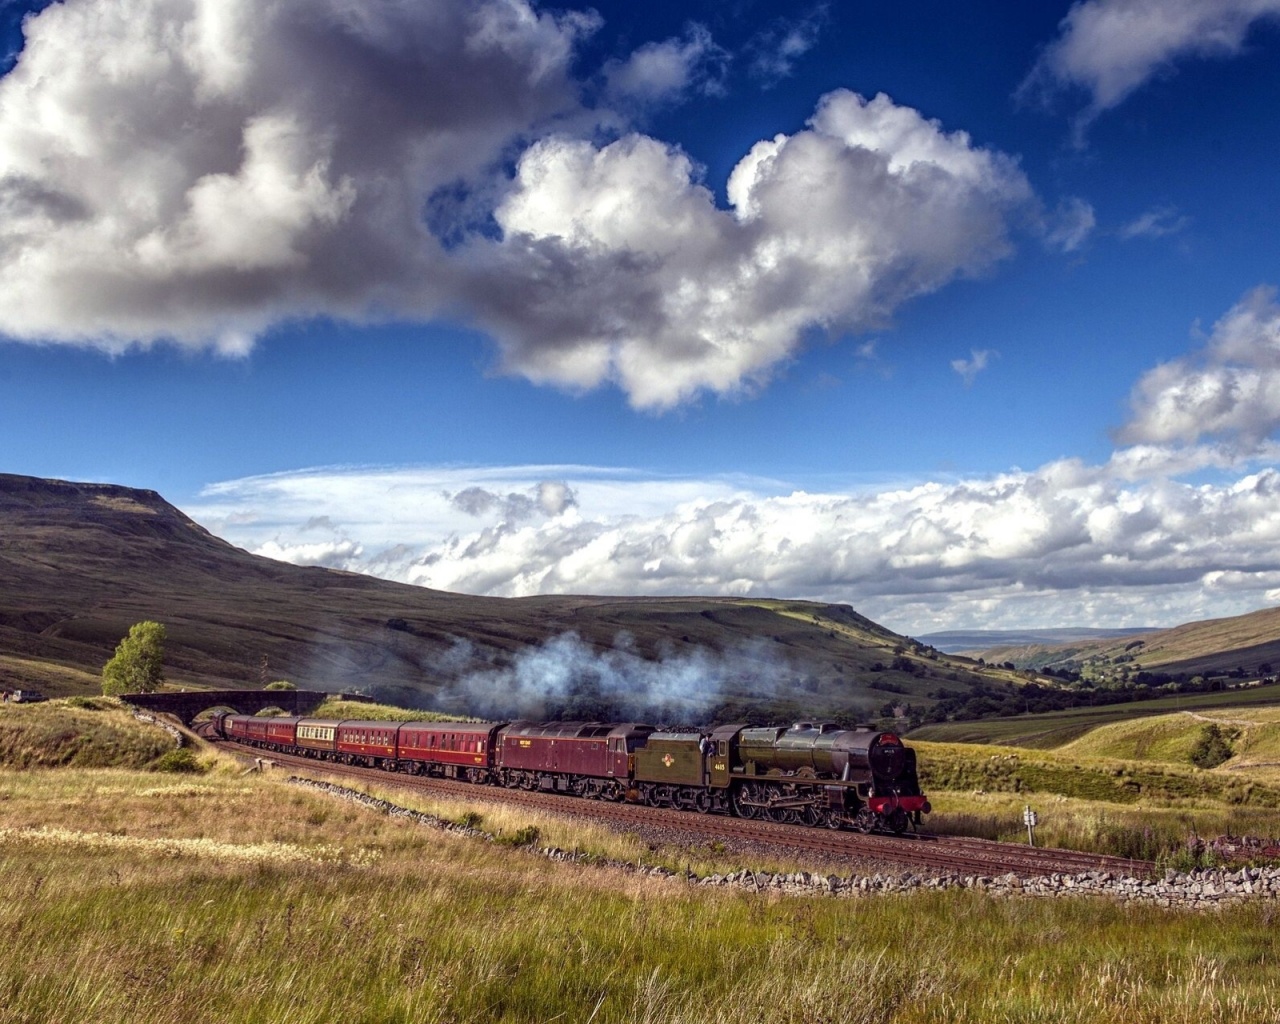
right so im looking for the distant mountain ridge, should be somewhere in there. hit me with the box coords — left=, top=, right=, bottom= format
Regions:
left=920, top=628, right=1158, bottom=655
left=956, top=610, right=1280, bottom=678
left=0, top=472, right=998, bottom=718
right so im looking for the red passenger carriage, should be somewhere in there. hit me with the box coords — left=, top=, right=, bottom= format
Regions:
left=265, top=716, right=299, bottom=750
left=335, top=720, right=400, bottom=767
left=397, top=721, right=503, bottom=781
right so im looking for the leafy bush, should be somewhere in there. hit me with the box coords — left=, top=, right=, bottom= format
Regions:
left=497, top=825, right=541, bottom=848
left=1190, top=724, right=1235, bottom=770
left=149, top=748, right=207, bottom=774
left=264, top=680, right=296, bottom=691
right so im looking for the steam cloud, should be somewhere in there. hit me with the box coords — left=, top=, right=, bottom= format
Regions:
left=433, top=631, right=798, bottom=725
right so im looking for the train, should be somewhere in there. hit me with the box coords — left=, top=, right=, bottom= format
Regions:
left=213, top=713, right=931, bottom=833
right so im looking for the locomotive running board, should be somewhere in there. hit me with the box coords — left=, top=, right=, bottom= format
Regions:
left=734, top=775, right=871, bottom=791
left=735, top=795, right=818, bottom=809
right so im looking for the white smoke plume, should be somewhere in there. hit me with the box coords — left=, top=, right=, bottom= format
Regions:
left=432, top=631, right=796, bottom=724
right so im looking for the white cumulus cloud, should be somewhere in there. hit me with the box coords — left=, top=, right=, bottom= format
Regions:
left=0, top=1, right=1038, bottom=409
left=601, top=23, right=728, bottom=108
left=1118, top=285, right=1280, bottom=448
left=0, top=0, right=594, bottom=350
left=1023, top=0, right=1280, bottom=130
left=185, top=454, right=1280, bottom=633
left=471, top=90, right=1034, bottom=408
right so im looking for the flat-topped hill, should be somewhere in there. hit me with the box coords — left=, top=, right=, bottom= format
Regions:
left=0, top=473, right=998, bottom=719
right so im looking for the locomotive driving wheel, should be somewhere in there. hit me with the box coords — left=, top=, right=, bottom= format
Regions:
left=733, top=787, right=759, bottom=819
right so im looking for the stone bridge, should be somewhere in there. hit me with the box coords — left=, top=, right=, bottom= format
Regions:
left=120, top=689, right=329, bottom=725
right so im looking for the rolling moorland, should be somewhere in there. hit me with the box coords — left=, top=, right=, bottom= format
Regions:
left=0, top=472, right=1036, bottom=723
left=9, top=472, right=1280, bottom=731
left=967, top=608, right=1280, bottom=679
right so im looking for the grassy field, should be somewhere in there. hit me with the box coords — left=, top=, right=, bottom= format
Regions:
left=5, top=759, right=1280, bottom=1023
left=910, top=701, right=1280, bottom=859
left=4, top=701, right=1280, bottom=1019
left=0, top=653, right=103, bottom=697
left=908, top=685, right=1280, bottom=747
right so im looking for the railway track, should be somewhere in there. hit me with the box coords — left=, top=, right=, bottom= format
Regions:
left=219, top=741, right=1155, bottom=880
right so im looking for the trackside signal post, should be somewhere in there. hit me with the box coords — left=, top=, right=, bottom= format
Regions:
left=1023, top=804, right=1038, bottom=847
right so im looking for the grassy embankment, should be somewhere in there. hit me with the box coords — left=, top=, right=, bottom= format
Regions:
left=304, top=698, right=472, bottom=723
left=0, top=696, right=180, bottom=769
left=4, top=752, right=1280, bottom=1022
left=908, top=683, right=1280, bottom=748
left=915, top=705, right=1280, bottom=858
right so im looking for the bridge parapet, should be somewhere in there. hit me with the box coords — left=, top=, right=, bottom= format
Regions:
left=120, top=689, right=329, bottom=725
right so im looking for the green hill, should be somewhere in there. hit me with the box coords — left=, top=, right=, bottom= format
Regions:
left=976, top=605, right=1280, bottom=679
left=0, top=697, right=180, bottom=769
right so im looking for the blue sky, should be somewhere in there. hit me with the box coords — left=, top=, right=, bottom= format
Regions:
left=3, top=0, right=1280, bottom=633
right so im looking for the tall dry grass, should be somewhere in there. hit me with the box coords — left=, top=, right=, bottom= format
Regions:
left=3, top=766, right=1280, bottom=1023
left=0, top=698, right=175, bottom=769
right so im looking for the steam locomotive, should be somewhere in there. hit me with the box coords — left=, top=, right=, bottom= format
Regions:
left=214, top=713, right=930, bottom=833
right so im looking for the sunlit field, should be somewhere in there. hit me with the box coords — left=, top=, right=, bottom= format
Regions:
left=5, top=699, right=1280, bottom=1021
left=5, top=763, right=1280, bottom=1024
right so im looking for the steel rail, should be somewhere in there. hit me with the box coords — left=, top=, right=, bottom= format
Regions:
left=218, top=740, right=1156, bottom=880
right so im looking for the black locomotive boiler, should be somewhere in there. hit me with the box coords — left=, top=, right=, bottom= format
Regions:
left=634, top=721, right=929, bottom=832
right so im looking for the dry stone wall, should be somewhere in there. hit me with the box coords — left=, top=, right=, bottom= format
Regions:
left=131, top=709, right=185, bottom=747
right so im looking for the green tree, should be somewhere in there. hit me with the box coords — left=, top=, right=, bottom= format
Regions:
left=102, top=621, right=166, bottom=696
left=264, top=680, right=296, bottom=691
left=1189, top=724, right=1234, bottom=770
